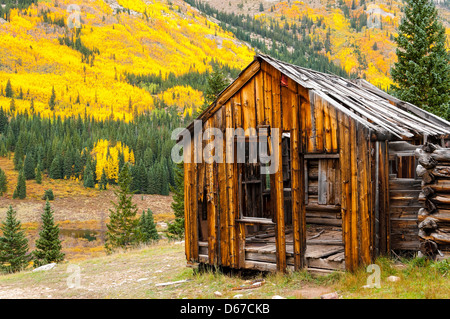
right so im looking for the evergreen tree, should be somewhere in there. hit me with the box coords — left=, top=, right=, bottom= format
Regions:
left=73, top=151, right=83, bottom=179
left=139, top=209, right=159, bottom=243
left=83, top=161, right=95, bottom=188
left=0, top=206, right=30, bottom=273
left=63, top=151, right=73, bottom=179
left=35, top=163, right=42, bottom=184
left=23, top=153, right=35, bottom=180
left=29, top=98, right=34, bottom=113
left=391, top=0, right=450, bottom=120
left=105, top=164, right=140, bottom=253
left=168, top=163, right=185, bottom=239
left=0, top=107, right=8, bottom=134
left=9, top=98, right=15, bottom=114
left=146, top=166, right=157, bottom=194
left=33, top=201, right=64, bottom=266
left=161, top=162, right=169, bottom=196
left=12, top=170, right=26, bottom=199
left=49, top=155, right=63, bottom=179
left=0, top=168, right=7, bottom=196
left=203, top=67, right=230, bottom=110
left=99, top=168, right=108, bottom=190
left=5, top=79, right=12, bottom=98
left=49, top=86, right=56, bottom=111
left=259, top=2, right=264, bottom=11
left=42, top=189, right=54, bottom=201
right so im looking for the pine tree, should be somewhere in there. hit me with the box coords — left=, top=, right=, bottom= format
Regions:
left=99, top=168, right=108, bottom=190
left=0, top=167, right=7, bottom=196
left=168, top=162, right=185, bottom=239
left=105, top=164, right=140, bottom=253
left=139, top=209, right=159, bottom=243
left=33, top=201, right=64, bottom=266
left=391, top=0, right=450, bottom=120
left=35, top=163, right=43, bottom=184
left=12, top=170, right=26, bottom=199
left=146, top=166, right=157, bottom=194
left=83, top=161, right=95, bottom=188
left=9, top=98, right=15, bottom=114
left=63, top=151, right=73, bottom=179
left=49, top=86, right=56, bottom=111
left=0, top=107, right=8, bottom=134
left=0, top=206, right=30, bottom=273
left=29, top=98, right=34, bottom=113
left=5, top=79, right=12, bottom=98
left=23, top=153, right=35, bottom=180
left=42, top=189, right=54, bottom=201
left=49, top=155, right=63, bottom=179
left=203, top=67, right=230, bottom=110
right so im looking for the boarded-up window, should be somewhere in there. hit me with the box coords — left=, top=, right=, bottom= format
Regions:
left=305, top=158, right=340, bottom=206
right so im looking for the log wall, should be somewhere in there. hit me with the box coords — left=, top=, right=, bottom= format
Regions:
left=416, top=143, right=450, bottom=258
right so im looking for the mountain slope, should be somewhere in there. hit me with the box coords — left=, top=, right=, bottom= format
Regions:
left=194, top=0, right=450, bottom=90
left=0, top=0, right=254, bottom=120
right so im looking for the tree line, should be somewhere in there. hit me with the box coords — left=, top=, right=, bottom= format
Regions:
left=0, top=105, right=188, bottom=196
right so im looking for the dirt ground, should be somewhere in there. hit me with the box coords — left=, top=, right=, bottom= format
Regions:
left=0, top=241, right=334, bottom=299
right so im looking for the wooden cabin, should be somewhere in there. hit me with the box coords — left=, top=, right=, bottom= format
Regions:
left=182, top=54, right=450, bottom=273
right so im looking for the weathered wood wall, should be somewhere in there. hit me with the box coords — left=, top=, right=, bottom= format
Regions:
left=185, top=60, right=379, bottom=272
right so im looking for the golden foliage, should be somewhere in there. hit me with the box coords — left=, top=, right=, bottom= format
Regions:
left=0, top=0, right=254, bottom=120
left=91, top=139, right=134, bottom=183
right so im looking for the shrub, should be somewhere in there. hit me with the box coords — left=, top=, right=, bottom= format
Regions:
left=42, top=189, right=54, bottom=201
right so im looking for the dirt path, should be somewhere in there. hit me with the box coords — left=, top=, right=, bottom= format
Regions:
left=0, top=241, right=334, bottom=299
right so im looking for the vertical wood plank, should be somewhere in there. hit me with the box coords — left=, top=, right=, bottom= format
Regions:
left=358, top=127, right=371, bottom=265
left=225, top=101, right=238, bottom=268
left=205, top=118, right=217, bottom=265
left=241, top=79, right=256, bottom=133
left=272, top=69, right=286, bottom=272
left=314, top=93, right=324, bottom=152
left=263, top=71, right=273, bottom=126
left=338, top=111, right=354, bottom=271
left=318, top=160, right=327, bottom=205
left=233, top=93, right=243, bottom=129
left=350, top=121, right=359, bottom=270
left=184, top=139, right=193, bottom=262
left=290, top=84, right=305, bottom=270
left=307, top=91, right=315, bottom=153
left=323, top=101, right=332, bottom=153
left=254, top=71, right=265, bottom=127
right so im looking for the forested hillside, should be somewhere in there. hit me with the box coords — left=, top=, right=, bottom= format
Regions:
left=189, top=0, right=450, bottom=90
left=0, top=0, right=254, bottom=120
